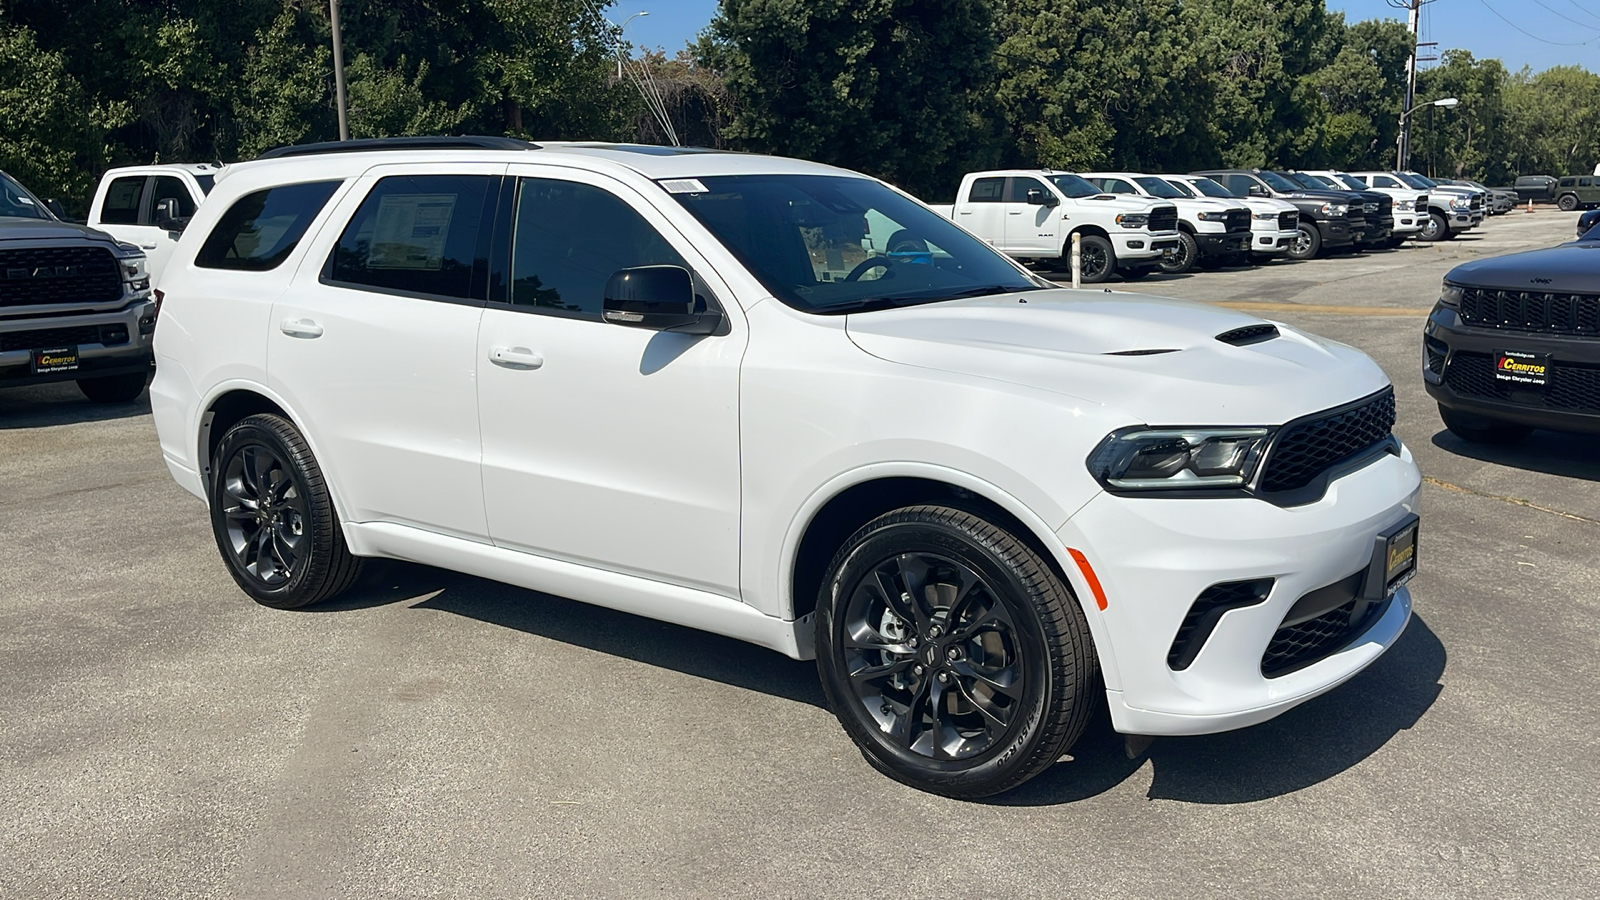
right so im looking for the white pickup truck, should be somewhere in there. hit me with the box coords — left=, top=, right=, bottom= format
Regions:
left=932, top=170, right=1180, bottom=283
left=1082, top=172, right=1253, bottom=273
left=87, top=163, right=218, bottom=286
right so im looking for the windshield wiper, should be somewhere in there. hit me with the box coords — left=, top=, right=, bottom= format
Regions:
left=813, top=284, right=1029, bottom=315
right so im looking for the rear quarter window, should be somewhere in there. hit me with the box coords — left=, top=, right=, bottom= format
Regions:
left=196, top=181, right=343, bottom=271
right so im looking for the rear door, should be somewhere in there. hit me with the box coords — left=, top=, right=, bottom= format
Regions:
left=955, top=176, right=1007, bottom=249
left=92, top=174, right=148, bottom=247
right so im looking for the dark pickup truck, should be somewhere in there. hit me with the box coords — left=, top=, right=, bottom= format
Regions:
left=2, top=169, right=155, bottom=402
left=1193, top=168, right=1384, bottom=260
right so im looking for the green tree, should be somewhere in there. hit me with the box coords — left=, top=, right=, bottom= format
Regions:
left=0, top=20, right=104, bottom=207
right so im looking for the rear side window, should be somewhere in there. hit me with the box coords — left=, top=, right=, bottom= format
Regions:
left=101, top=176, right=145, bottom=225
left=197, top=181, right=341, bottom=271
left=967, top=177, right=1004, bottom=203
left=328, top=174, right=493, bottom=301
left=152, top=176, right=196, bottom=218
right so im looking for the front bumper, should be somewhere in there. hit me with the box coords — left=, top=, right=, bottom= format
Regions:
left=1391, top=214, right=1423, bottom=235
left=1113, top=231, right=1180, bottom=262
left=1250, top=226, right=1300, bottom=254
left=1196, top=229, right=1252, bottom=258
left=0, top=298, right=156, bottom=387
left=1425, top=304, right=1600, bottom=435
left=1057, top=448, right=1421, bottom=736
left=1315, top=218, right=1356, bottom=248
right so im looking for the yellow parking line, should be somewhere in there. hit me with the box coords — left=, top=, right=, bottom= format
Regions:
left=1213, top=301, right=1427, bottom=316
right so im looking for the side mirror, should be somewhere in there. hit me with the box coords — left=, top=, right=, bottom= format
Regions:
left=602, top=265, right=722, bottom=335
left=44, top=198, right=69, bottom=220
left=1247, top=184, right=1268, bottom=197
left=1025, top=188, right=1056, bottom=207
left=155, top=197, right=189, bottom=232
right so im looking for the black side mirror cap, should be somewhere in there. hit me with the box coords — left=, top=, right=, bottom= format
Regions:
left=154, top=197, right=190, bottom=232
left=602, top=265, right=724, bottom=335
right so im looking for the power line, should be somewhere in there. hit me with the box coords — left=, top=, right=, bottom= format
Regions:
left=1562, top=0, right=1600, bottom=27
left=1527, top=0, right=1600, bottom=30
left=1476, top=0, right=1600, bottom=45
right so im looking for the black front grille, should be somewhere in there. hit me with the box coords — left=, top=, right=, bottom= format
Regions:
left=1444, top=352, right=1600, bottom=413
left=0, top=246, right=122, bottom=308
left=0, top=323, right=130, bottom=352
left=1470, top=195, right=1483, bottom=210
left=1261, top=596, right=1387, bottom=677
left=1259, top=388, right=1396, bottom=493
left=1147, top=206, right=1179, bottom=233
left=1169, top=579, right=1273, bottom=670
left=1278, top=211, right=1298, bottom=230
left=1458, top=287, right=1600, bottom=337
left=1375, top=196, right=1393, bottom=217
left=1225, top=209, right=1250, bottom=233
left=1424, top=337, right=1447, bottom=376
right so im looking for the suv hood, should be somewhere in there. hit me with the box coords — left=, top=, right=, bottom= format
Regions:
left=0, top=217, right=122, bottom=246
left=1448, top=242, right=1600, bottom=292
left=845, top=290, right=1389, bottom=425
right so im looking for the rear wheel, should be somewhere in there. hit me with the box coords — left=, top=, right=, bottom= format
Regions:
left=816, top=506, right=1097, bottom=799
left=1157, top=231, right=1196, bottom=274
left=76, top=371, right=148, bottom=403
left=1286, top=221, right=1321, bottom=260
left=1438, top=404, right=1532, bottom=445
left=1558, top=193, right=1579, bottom=212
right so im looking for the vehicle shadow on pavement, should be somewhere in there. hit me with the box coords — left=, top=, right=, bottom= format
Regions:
left=994, top=614, right=1446, bottom=806
left=0, top=383, right=151, bottom=429
left=1430, top=429, right=1600, bottom=482
left=316, top=560, right=827, bottom=708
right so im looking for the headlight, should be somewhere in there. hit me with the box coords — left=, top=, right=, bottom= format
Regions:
left=1196, top=211, right=1228, bottom=221
left=1252, top=211, right=1276, bottom=220
left=1115, top=212, right=1149, bottom=229
left=1319, top=203, right=1348, bottom=217
left=1449, top=197, right=1470, bottom=209
left=1439, top=282, right=1464, bottom=308
left=1087, top=427, right=1273, bottom=490
left=113, top=248, right=151, bottom=293
left=1395, top=199, right=1413, bottom=211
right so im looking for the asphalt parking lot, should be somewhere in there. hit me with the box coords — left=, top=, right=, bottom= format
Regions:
left=3, top=211, right=1597, bottom=899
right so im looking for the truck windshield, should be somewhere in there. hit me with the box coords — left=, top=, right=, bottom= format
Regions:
left=1185, top=177, right=1236, bottom=200
left=1047, top=174, right=1103, bottom=199
left=1331, top=173, right=1366, bottom=190
left=1257, top=171, right=1303, bottom=192
left=1133, top=177, right=1184, bottom=198
left=1397, top=172, right=1435, bottom=189
left=1163, top=180, right=1197, bottom=198
left=1284, top=172, right=1329, bottom=190
left=0, top=172, right=48, bottom=220
left=667, top=174, right=1044, bottom=314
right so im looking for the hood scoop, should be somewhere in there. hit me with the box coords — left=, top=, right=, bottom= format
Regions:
left=1105, top=348, right=1179, bottom=356
left=1217, top=324, right=1280, bottom=346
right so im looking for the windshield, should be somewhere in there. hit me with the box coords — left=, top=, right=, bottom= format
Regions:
left=1047, top=173, right=1103, bottom=199
left=1133, top=176, right=1184, bottom=198
left=1163, top=179, right=1197, bottom=198
left=1186, top=177, right=1235, bottom=200
left=1304, top=174, right=1337, bottom=188
left=0, top=172, right=48, bottom=220
left=668, top=174, right=1044, bottom=314
left=1397, top=172, right=1435, bottom=189
left=1257, top=171, right=1303, bottom=192
left=1331, top=173, right=1366, bottom=190
left=1285, top=172, right=1329, bottom=190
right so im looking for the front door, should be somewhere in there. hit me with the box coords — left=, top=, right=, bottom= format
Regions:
left=1003, top=176, right=1059, bottom=255
left=476, top=168, right=744, bottom=596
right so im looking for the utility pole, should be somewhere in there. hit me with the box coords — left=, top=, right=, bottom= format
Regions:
left=330, top=0, right=350, bottom=141
left=1391, top=0, right=1437, bottom=169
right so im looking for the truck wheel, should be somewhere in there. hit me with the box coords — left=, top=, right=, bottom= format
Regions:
left=1286, top=222, right=1321, bottom=260
left=1158, top=232, right=1195, bottom=274
left=815, top=505, right=1098, bottom=799
left=1438, top=405, right=1532, bottom=445
left=1069, top=234, right=1116, bottom=283
left=1558, top=193, right=1579, bottom=212
left=76, top=371, right=149, bottom=403
left=1419, top=211, right=1448, bottom=242
left=209, top=413, right=363, bottom=609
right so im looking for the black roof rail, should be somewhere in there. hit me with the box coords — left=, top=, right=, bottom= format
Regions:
left=256, top=135, right=540, bottom=160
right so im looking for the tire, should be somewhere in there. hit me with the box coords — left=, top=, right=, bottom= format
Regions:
left=1419, top=211, right=1448, bottom=242
left=209, top=413, right=362, bottom=609
left=1286, top=221, right=1321, bottom=260
left=1558, top=193, right=1579, bottom=212
left=1071, top=234, right=1117, bottom=284
left=815, top=505, right=1098, bottom=799
left=76, top=371, right=148, bottom=403
left=1438, top=404, right=1532, bottom=445
left=1158, top=231, right=1196, bottom=274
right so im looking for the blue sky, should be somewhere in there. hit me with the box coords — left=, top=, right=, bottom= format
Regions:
left=607, top=0, right=1600, bottom=73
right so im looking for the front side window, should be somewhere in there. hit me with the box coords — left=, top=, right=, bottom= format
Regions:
left=967, top=177, right=1004, bottom=203
left=507, top=178, right=688, bottom=319
left=1581, top=178, right=1593, bottom=188
left=670, top=174, right=1042, bottom=314
left=328, top=174, right=492, bottom=300
left=152, top=176, right=197, bottom=219
left=196, top=180, right=342, bottom=271
left=1101, top=178, right=1137, bottom=195
left=101, top=176, right=146, bottom=225
left=1003, top=177, right=1052, bottom=202
left=1187, top=177, right=1235, bottom=200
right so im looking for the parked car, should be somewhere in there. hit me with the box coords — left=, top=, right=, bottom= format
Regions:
left=1299, top=170, right=1423, bottom=247
left=1193, top=169, right=1370, bottom=260
left=151, top=136, right=1421, bottom=799
left=1511, top=175, right=1556, bottom=203
left=1553, top=175, right=1600, bottom=211
left=1349, top=171, right=1480, bottom=241
left=1279, top=172, right=1394, bottom=249
left=1162, top=174, right=1301, bottom=262
left=87, top=163, right=217, bottom=287
left=1080, top=172, right=1253, bottom=273
left=935, top=170, right=1180, bottom=282
left=1426, top=232, right=1600, bottom=442
left=1, top=168, right=155, bottom=402
left=1576, top=208, right=1600, bottom=238
left=1436, top=179, right=1515, bottom=215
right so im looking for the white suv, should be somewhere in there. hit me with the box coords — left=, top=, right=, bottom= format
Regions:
left=151, top=137, right=1421, bottom=798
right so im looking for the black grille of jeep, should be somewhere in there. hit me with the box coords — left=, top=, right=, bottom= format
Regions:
left=1168, top=579, right=1273, bottom=671
left=1258, top=388, right=1396, bottom=493
left=1261, top=595, right=1388, bottom=677
left=0, top=324, right=129, bottom=352
left=1458, top=287, right=1600, bottom=337
left=1443, top=352, right=1600, bottom=414
left=1147, top=206, right=1179, bottom=233
left=0, top=247, right=122, bottom=308
left=1278, top=211, right=1298, bottom=230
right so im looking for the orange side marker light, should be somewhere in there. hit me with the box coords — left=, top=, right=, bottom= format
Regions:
left=1067, top=548, right=1108, bottom=611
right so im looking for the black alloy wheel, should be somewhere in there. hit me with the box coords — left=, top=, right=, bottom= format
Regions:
left=1558, top=193, right=1579, bottom=212
left=1286, top=221, right=1321, bottom=260
left=1072, top=234, right=1116, bottom=284
left=816, top=506, right=1097, bottom=799
left=209, top=413, right=362, bottom=608
left=1158, top=231, right=1196, bottom=274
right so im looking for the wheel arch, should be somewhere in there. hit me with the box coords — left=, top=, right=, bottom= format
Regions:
left=1065, top=224, right=1110, bottom=241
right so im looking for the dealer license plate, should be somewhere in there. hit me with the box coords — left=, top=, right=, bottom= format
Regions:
left=31, top=346, right=80, bottom=374
left=1494, top=350, right=1548, bottom=386
left=1383, top=521, right=1419, bottom=593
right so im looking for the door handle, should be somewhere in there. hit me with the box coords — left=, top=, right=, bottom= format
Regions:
left=1008, top=210, right=1022, bottom=215
left=138, top=243, right=158, bottom=250
left=489, top=346, right=544, bottom=370
left=279, top=318, right=324, bottom=339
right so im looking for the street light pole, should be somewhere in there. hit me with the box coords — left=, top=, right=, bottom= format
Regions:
left=616, top=11, right=649, bottom=79
left=1398, top=97, right=1458, bottom=171
left=330, top=0, right=349, bottom=141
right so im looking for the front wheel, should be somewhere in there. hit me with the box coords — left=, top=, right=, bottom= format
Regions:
left=77, top=371, right=149, bottom=403
left=1286, top=221, right=1321, bottom=260
left=1558, top=193, right=1579, bottom=212
left=1070, top=234, right=1116, bottom=284
left=816, top=506, right=1098, bottom=799
left=209, top=413, right=362, bottom=609
left=1419, top=211, right=1448, bottom=242
left=1438, top=404, right=1532, bottom=445
left=1157, top=231, right=1196, bottom=274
